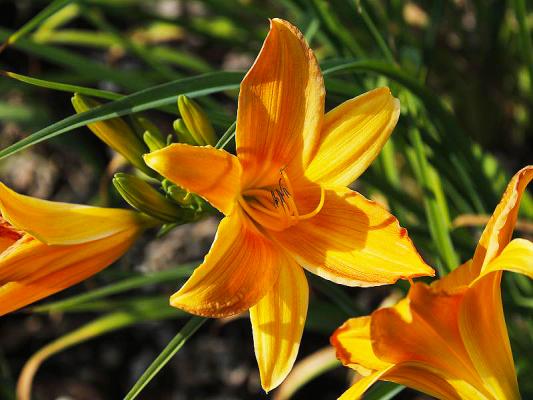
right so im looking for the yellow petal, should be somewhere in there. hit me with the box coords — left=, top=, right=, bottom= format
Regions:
left=144, top=144, right=242, bottom=215
left=472, top=165, right=533, bottom=273
left=341, top=362, right=487, bottom=400
left=250, top=259, right=308, bottom=392
left=0, top=229, right=139, bottom=316
left=170, top=210, right=281, bottom=317
left=330, top=316, right=390, bottom=375
left=305, top=88, right=400, bottom=187
left=459, top=271, right=521, bottom=400
left=236, top=18, right=324, bottom=188
left=0, top=182, right=147, bottom=245
left=481, top=238, right=533, bottom=279
left=270, top=186, right=434, bottom=286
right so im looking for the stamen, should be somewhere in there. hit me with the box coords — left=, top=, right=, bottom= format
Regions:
left=238, top=168, right=326, bottom=232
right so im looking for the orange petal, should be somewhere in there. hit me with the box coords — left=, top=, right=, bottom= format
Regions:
left=330, top=316, right=390, bottom=375
left=250, top=259, right=308, bottom=392
left=0, top=182, right=148, bottom=245
left=236, top=18, right=324, bottom=187
left=270, top=186, right=433, bottom=286
left=170, top=210, right=281, bottom=317
left=338, top=362, right=487, bottom=400
left=305, top=88, right=400, bottom=187
left=472, top=165, right=533, bottom=273
left=370, top=283, right=492, bottom=394
left=459, top=271, right=521, bottom=400
left=0, top=229, right=139, bottom=316
left=431, top=259, right=477, bottom=293
left=144, top=144, right=242, bottom=215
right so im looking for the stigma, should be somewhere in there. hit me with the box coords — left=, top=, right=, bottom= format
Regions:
left=238, top=168, right=325, bottom=232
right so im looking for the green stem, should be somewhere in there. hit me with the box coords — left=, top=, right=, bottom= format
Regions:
left=124, top=316, right=207, bottom=400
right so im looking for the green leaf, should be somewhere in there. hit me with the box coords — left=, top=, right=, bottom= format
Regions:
left=0, top=0, right=75, bottom=52
left=0, top=72, right=243, bottom=160
left=2, top=70, right=122, bottom=100
left=364, top=381, right=405, bottom=400
left=33, top=264, right=195, bottom=313
left=17, top=297, right=185, bottom=400
left=0, top=27, right=154, bottom=91
left=124, top=316, right=207, bottom=400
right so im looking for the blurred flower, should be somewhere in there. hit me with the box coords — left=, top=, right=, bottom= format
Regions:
left=71, top=94, right=153, bottom=176
left=144, top=18, right=433, bottom=391
left=331, top=166, right=533, bottom=400
left=0, top=182, right=152, bottom=316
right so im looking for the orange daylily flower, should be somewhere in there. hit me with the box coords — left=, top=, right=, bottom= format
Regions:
left=144, top=18, right=433, bottom=391
left=0, top=182, right=151, bottom=316
left=331, top=166, right=533, bottom=400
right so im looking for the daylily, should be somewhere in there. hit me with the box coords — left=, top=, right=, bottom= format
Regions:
left=331, top=165, right=533, bottom=400
left=0, top=182, right=151, bottom=316
left=144, top=18, right=433, bottom=391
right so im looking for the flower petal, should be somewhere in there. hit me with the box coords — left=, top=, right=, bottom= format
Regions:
left=270, top=186, right=433, bottom=286
left=0, top=182, right=147, bottom=245
left=459, top=271, right=521, bottom=400
left=305, top=88, right=400, bottom=187
left=472, top=165, right=533, bottom=273
left=338, top=362, right=487, bottom=400
left=0, top=229, right=139, bottom=316
left=170, top=210, right=281, bottom=317
left=431, top=259, right=477, bottom=293
left=250, top=259, right=308, bottom=392
left=236, top=18, right=324, bottom=187
left=370, top=284, right=485, bottom=390
left=330, top=316, right=390, bottom=375
left=481, top=238, right=533, bottom=279
left=144, top=144, right=242, bottom=215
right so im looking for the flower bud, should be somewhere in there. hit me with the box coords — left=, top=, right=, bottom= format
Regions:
left=71, top=94, right=153, bottom=176
left=173, top=118, right=196, bottom=145
left=177, top=95, right=216, bottom=145
left=162, top=178, right=193, bottom=206
left=113, top=173, right=183, bottom=222
left=143, top=131, right=167, bottom=152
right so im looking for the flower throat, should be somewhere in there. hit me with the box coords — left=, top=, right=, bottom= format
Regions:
left=238, top=168, right=325, bottom=232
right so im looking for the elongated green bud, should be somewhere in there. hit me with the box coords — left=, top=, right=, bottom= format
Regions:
left=71, top=94, right=153, bottom=176
left=113, top=173, right=183, bottom=222
left=177, top=95, right=216, bottom=145
left=173, top=118, right=196, bottom=145
left=143, top=131, right=166, bottom=151
left=161, top=179, right=193, bottom=206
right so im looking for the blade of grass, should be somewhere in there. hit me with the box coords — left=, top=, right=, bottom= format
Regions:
left=0, top=27, right=155, bottom=90
left=364, top=381, right=405, bottom=400
left=123, top=316, right=207, bottom=400
left=512, top=0, right=533, bottom=91
left=0, top=0, right=75, bottom=53
left=407, top=127, right=458, bottom=273
left=33, top=264, right=196, bottom=313
left=1, top=70, right=122, bottom=100
left=215, top=120, right=236, bottom=149
left=17, top=298, right=185, bottom=400
left=0, top=71, right=243, bottom=160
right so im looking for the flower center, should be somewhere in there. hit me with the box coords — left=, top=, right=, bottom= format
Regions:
left=238, top=168, right=325, bottom=232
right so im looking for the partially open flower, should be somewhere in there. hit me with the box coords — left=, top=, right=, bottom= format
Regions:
left=331, top=166, right=533, bottom=400
left=0, top=182, right=152, bottom=316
